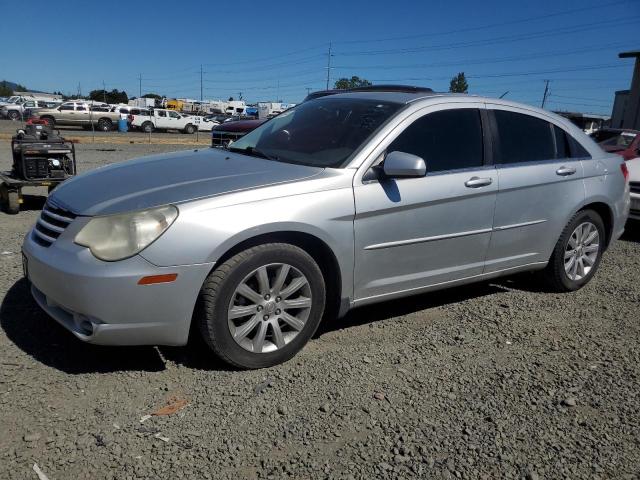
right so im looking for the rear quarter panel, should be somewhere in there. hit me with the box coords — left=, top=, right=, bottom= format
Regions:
left=582, top=152, right=630, bottom=241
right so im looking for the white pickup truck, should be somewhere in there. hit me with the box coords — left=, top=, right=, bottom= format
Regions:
left=130, top=109, right=198, bottom=134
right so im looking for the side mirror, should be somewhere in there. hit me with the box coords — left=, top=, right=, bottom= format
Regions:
left=383, top=151, right=427, bottom=178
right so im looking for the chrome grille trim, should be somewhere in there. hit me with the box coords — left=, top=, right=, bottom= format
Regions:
left=33, top=201, right=77, bottom=247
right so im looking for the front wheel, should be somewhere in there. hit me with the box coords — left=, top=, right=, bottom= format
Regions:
left=197, top=243, right=326, bottom=369
left=542, top=209, right=605, bottom=292
left=8, top=110, right=21, bottom=121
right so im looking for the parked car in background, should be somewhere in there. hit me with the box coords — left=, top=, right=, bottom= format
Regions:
left=1, top=99, right=58, bottom=121
left=34, top=101, right=120, bottom=131
left=211, top=118, right=265, bottom=147
left=590, top=128, right=640, bottom=161
left=129, top=108, right=199, bottom=133
left=22, top=87, right=629, bottom=369
left=627, top=157, right=640, bottom=221
left=196, top=116, right=220, bottom=132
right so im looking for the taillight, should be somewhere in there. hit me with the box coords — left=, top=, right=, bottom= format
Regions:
left=621, top=162, right=629, bottom=182
left=128, top=114, right=134, bottom=122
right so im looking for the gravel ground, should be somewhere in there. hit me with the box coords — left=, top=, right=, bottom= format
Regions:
left=1, top=140, right=639, bottom=479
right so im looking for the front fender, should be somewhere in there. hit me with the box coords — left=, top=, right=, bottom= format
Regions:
left=140, top=186, right=356, bottom=300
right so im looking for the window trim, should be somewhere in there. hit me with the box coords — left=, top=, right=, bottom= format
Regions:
left=358, top=103, right=491, bottom=183
left=489, top=108, right=560, bottom=166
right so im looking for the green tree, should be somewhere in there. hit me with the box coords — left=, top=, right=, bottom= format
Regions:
left=334, top=76, right=372, bottom=90
left=89, top=89, right=129, bottom=104
left=142, top=93, right=162, bottom=100
left=449, top=72, right=468, bottom=94
left=0, top=82, right=12, bottom=97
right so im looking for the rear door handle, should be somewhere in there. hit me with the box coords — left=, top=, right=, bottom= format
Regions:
left=556, top=166, right=576, bottom=176
left=465, top=176, right=493, bottom=188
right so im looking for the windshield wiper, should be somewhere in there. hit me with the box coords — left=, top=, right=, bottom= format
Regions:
left=228, top=146, right=277, bottom=161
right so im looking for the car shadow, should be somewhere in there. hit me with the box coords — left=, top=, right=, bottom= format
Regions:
left=316, top=281, right=505, bottom=337
left=621, top=220, right=640, bottom=242
left=1, top=275, right=533, bottom=374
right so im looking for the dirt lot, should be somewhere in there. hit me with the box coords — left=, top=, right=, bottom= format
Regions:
left=0, top=137, right=639, bottom=479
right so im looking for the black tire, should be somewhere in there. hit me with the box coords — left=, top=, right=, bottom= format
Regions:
left=8, top=110, right=20, bottom=121
left=1, top=186, right=20, bottom=214
left=97, top=118, right=112, bottom=132
left=542, top=209, right=605, bottom=292
left=184, top=124, right=195, bottom=134
left=197, top=243, right=326, bottom=369
left=142, top=121, right=153, bottom=133
left=41, top=116, right=55, bottom=127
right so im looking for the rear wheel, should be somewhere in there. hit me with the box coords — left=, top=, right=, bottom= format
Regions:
left=41, top=116, right=55, bottom=127
left=8, top=110, right=20, bottom=121
left=184, top=124, right=196, bottom=134
left=141, top=121, right=153, bottom=133
left=197, top=243, right=326, bottom=369
left=542, top=209, right=605, bottom=292
left=97, top=118, right=112, bottom=132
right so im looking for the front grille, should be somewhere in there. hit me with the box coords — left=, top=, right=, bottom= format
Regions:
left=33, top=202, right=77, bottom=247
left=630, top=182, right=640, bottom=195
left=211, top=131, right=246, bottom=146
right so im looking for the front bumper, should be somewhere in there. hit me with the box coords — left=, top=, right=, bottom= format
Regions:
left=22, top=227, right=214, bottom=346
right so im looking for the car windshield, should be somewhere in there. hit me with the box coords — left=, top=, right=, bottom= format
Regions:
left=600, top=132, right=637, bottom=149
left=229, top=97, right=403, bottom=168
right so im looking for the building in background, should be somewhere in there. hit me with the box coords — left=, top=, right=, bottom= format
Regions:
left=610, top=90, right=630, bottom=129
left=615, top=50, right=640, bottom=130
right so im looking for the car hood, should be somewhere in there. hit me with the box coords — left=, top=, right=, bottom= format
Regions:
left=49, top=148, right=323, bottom=216
left=214, top=119, right=265, bottom=132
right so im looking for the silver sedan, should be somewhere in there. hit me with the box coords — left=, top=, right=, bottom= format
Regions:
left=22, top=87, right=630, bottom=368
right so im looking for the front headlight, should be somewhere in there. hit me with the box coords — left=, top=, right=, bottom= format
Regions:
left=75, top=205, right=178, bottom=261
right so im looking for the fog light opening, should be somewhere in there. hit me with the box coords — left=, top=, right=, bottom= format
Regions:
left=78, top=318, right=94, bottom=336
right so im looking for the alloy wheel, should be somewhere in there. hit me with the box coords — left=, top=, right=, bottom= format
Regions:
left=227, top=263, right=312, bottom=353
left=564, top=221, right=599, bottom=281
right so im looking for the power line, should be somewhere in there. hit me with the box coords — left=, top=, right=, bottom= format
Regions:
left=333, top=16, right=640, bottom=57
left=331, top=0, right=633, bottom=45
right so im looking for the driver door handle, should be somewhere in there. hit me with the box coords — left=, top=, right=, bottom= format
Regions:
left=556, top=166, right=576, bottom=176
left=465, top=176, right=493, bottom=188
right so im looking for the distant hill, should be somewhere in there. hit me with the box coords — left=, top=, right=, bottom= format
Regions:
left=0, top=80, right=45, bottom=93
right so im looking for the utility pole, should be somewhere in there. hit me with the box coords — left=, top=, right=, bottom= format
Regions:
left=138, top=73, right=142, bottom=98
left=77, top=82, right=81, bottom=98
left=325, top=42, right=332, bottom=90
left=306, top=87, right=312, bottom=96
left=200, top=65, right=203, bottom=102
left=541, top=80, right=550, bottom=109
left=102, top=80, right=106, bottom=103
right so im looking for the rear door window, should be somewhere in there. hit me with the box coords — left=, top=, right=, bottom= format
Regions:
left=387, top=108, right=484, bottom=173
left=493, top=110, right=555, bottom=164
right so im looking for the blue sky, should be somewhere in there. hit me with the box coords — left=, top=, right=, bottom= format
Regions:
left=2, top=0, right=639, bottom=114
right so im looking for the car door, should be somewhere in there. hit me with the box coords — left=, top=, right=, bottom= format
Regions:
left=484, top=106, right=586, bottom=273
left=74, top=104, right=90, bottom=125
left=353, top=104, right=497, bottom=303
left=155, top=110, right=170, bottom=129
left=168, top=110, right=183, bottom=129
left=57, top=104, right=75, bottom=123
